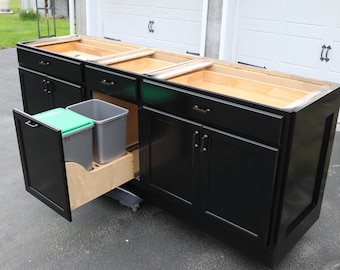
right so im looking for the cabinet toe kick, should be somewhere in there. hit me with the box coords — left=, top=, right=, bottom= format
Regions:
left=66, top=152, right=134, bottom=210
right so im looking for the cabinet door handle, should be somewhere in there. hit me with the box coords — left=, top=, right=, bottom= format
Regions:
left=200, top=134, right=208, bottom=152
left=41, top=79, right=47, bottom=93
left=38, top=60, right=50, bottom=66
left=101, top=79, right=115, bottom=87
left=193, top=105, right=211, bottom=115
left=192, top=131, right=200, bottom=149
left=46, top=80, right=52, bottom=94
left=25, top=120, right=38, bottom=128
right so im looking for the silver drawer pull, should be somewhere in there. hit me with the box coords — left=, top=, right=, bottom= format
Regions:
left=193, top=105, right=211, bottom=114
left=25, top=120, right=38, bottom=128
left=101, top=79, right=115, bottom=87
left=38, top=60, right=50, bottom=66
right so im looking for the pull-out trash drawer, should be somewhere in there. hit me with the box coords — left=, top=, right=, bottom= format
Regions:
left=13, top=108, right=134, bottom=221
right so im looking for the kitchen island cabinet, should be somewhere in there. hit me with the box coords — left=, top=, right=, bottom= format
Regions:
left=14, top=35, right=340, bottom=268
left=138, top=63, right=340, bottom=266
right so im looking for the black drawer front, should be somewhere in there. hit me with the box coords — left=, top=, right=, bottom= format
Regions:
left=141, top=79, right=284, bottom=145
left=17, top=47, right=82, bottom=84
left=85, top=65, right=138, bottom=102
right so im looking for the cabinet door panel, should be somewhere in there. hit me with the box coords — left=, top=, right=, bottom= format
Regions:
left=13, top=109, right=71, bottom=221
left=201, top=127, right=279, bottom=246
left=51, top=77, right=83, bottom=108
left=141, top=108, right=200, bottom=207
left=19, top=67, right=51, bottom=114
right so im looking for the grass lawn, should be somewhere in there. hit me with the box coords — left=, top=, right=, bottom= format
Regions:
left=0, top=0, right=71, bottom=49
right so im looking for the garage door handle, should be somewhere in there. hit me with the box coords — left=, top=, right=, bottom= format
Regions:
left=320, top=45, right=331, bottom=62
left=320, top=45, right=326, bottom=61
left=325, top=45, right=331, bottom=62
left=148, top=20, right=154, bottom=33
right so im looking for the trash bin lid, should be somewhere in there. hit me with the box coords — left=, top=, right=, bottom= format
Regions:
left=34, top=108, right=94, bottom=135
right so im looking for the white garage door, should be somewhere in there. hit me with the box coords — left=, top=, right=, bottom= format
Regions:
left=236, top=0, right=340, bottom=83
left=103, top=0, right=204, bottom=54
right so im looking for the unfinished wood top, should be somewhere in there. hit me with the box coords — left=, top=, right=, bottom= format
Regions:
left=168, top=69, right=325, bottom=109
left=30, top=35, right=142, bottom=60
left=109, top=51, right=197, bottom=74
left=110, top=57, right=175, bottom=74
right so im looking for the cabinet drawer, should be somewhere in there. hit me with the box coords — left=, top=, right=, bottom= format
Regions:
left=13, top=108, right=134, bottom=221
left=141, top=79, right=284, bottom=145
left=85, top=64, right=138, bottom=102
left=17, top=47, right=83, bottom=84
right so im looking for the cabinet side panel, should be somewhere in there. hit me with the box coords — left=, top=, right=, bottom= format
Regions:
left=276, top=88, right=340, bottom=258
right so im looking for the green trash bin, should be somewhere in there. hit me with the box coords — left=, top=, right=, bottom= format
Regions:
left=34, top=108, right=94, bottom=170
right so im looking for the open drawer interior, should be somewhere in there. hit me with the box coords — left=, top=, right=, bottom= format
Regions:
left=165, top=62, right=332, bottom=109
left=28, top=35, right=142, bottom=60
left=105, top=50, right=199, bottom=74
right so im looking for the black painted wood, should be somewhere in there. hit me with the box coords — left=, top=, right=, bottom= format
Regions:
left=141, top=78, right=284, bottom=146
left=140, top=107, right=201, bottom=208
left=14, top=37, right=340, bottom=268
left=13, top=109, right=72, bottom=221
left=17, top=45, right=83, bottom=84
left=19, top=67, right=83, bottom=114
left=85, top=64, right=138, bottom=103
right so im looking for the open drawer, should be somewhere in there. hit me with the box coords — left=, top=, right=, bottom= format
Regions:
left=24, top=35, right=142, bottom=61
left=13, top=108, right=135, bottom=221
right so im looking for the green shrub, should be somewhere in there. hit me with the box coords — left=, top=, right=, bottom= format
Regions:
left=19, top=9, right=39, bottom=21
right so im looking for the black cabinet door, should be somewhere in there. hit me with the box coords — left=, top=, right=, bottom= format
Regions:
left=140, top=107, right=201, bottom=208
left=13, top=109, right=72, bottom=221
left=19, top=67, right=83, bottom=114
left=51, top=77, right=83, bottom=109
left=200, top=126, right=279, bottom=247
left=19, top=67, right=51, bottom=114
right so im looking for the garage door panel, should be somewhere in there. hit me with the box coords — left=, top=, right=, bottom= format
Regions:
left=236, top=0, right=340, bottom=83
left=285, top=0, right=326, bottom=26
left=327, top=41, right=340, bottom=75
left=126, top=0, right=154, bottom=7
left=279, top=35, right=322, bottom=68
left=239, top=30, right=276, bottom=61
left=241, top=0, right=279, bottom=21
left=103, top=0, right=203, bottom=53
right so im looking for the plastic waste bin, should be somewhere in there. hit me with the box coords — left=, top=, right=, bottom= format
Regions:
left=67, top=99, right=129, bottom=164
left=34, top=108, right=94, bottom=170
